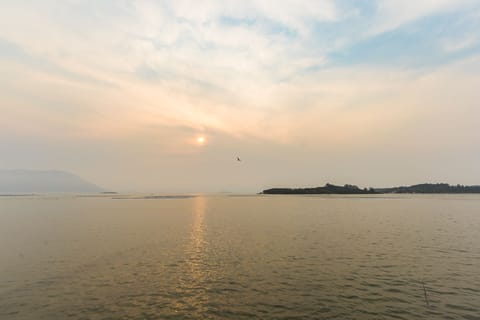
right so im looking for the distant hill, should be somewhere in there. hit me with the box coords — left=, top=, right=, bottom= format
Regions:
left=0, top=170, right=103, bottom=193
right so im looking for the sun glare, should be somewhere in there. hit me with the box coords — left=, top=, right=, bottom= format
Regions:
left=196, top=136, right=206, bottom=145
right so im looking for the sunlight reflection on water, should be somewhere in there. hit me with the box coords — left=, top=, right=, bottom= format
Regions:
left=0, top=194, right=479, bottom=319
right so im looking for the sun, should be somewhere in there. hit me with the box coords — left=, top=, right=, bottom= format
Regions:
left=196, top=136, right=206, bottom=145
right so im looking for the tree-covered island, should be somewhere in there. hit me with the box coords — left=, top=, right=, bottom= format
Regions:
left=262, top=183, right=480, bottom=194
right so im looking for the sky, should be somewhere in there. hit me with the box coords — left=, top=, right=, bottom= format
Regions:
left=1, top=0, right=480, bottom=192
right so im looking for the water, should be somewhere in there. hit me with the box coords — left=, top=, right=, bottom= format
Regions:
left=1, top=194, right=479, bottom=319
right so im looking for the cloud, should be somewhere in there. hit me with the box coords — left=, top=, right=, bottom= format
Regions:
left=370, top=0, right=478, bottom=35
left=2, top=1, right=480, bottom=190
left=1, top=0, right=480, bottom=146
left=441, top=35, right=477, bottom=52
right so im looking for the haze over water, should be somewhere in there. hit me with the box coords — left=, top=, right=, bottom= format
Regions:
left=2, top=1, right=480, bottom=319
left=1, top=194, right=479, bottom=319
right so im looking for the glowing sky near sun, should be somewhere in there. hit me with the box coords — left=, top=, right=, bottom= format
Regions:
left=197, top=136, right=206, bottom=145
left=1, top=1, right=480, bottom=191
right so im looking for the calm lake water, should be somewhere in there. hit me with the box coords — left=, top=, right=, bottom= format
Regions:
left=1, top=194, right=479, bottom=319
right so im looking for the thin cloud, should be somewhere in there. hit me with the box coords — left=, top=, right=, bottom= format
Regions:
left=1, top=1, right=480, bottom=191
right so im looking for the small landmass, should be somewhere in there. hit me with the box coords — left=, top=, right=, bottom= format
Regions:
left=262, top=183, right=377, bottom=194
left=262, top=183, right=480, bottom=194
left=112, top=195, right=196, bottom=200
left=376, top=183, right=480, bottom=194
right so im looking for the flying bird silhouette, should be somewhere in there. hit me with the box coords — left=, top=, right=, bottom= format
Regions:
left=236, top=157, right=241, bottom=162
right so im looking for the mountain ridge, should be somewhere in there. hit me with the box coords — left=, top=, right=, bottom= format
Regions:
left=0, top=169, right=103, bottom=193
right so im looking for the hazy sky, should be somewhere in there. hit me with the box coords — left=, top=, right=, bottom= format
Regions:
left=1, top=0, right=480, bottom=192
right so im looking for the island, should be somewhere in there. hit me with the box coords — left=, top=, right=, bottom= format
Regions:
left=376, top=183, right=480, bottom=194
left=262, top=183, right=377, bottom=194
left=262, top=183, right=480, bottom=194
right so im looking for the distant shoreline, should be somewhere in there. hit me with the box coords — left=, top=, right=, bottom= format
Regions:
left=262, top=183, right=480, bottom=195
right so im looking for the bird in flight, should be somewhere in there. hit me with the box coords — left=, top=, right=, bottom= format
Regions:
left=236, top=157, right=241, bottom=162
